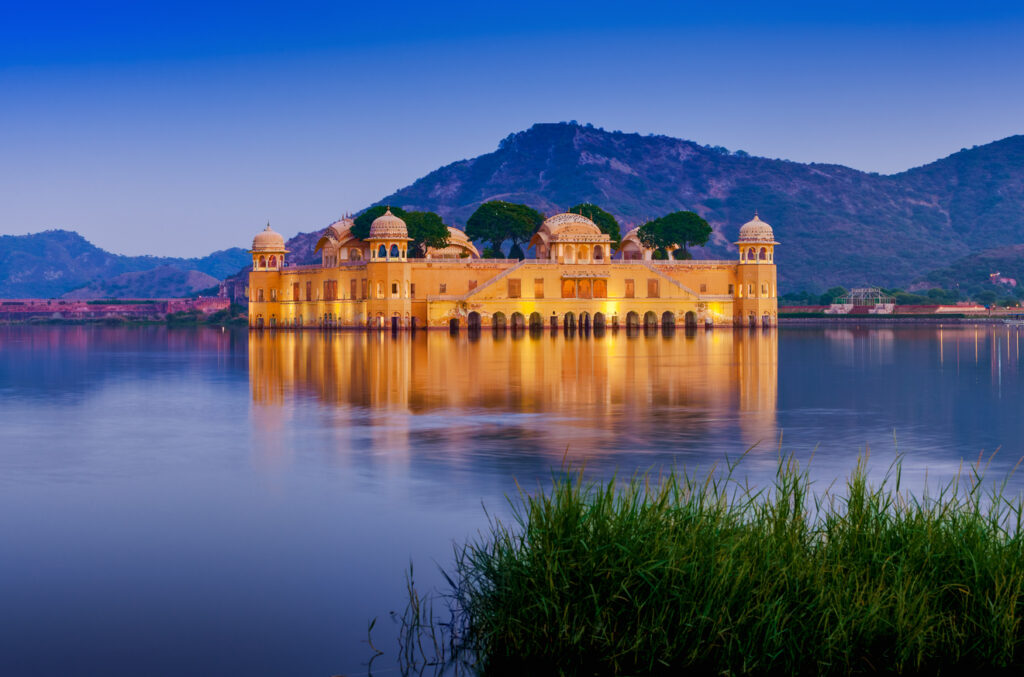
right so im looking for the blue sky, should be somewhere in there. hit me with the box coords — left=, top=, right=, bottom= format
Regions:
left=2, top=1, right=1023, bottom=256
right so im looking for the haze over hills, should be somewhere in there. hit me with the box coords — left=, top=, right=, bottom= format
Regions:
left=0, top=230, right=249, bottom=298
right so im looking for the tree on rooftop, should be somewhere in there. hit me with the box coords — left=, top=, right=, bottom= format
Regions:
left=637, top=211, right=711, bottom=259
left=353, top=206, right=448, bottom=257
left=568, top=203, right=621, bottom=244
left=466, top=201, right=543, bottom=255
left=403, top=211, right=450, bottom=257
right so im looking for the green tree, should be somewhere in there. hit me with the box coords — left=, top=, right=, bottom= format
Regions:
left=352, top=206, right=448, bottom=257
left=818, top=286, right=848, bottom=305
left=637, top=211, right=712, bottom=258
left=976, top=290, right=998, bottom=306
left=466, top=201, right=543, bottom=254
left=568, top=203, right=621, bottom=244
left=352, top=205, right=405, bottom=241
left=403, top=211, right=450, bottom=257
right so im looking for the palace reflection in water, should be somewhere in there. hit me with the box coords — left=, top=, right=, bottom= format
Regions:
left=248, top=328, right=779, bottom=458
left=6, top=324, right=1024, bottom=677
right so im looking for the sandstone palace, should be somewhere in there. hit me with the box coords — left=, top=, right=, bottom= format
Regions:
left=247, top=210, right=778, bottom=330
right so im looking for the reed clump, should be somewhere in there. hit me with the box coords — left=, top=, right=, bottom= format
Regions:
left=399, top=453, right=1024, bottom=675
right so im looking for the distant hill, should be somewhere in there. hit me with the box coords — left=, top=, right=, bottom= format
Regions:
left=61, top=266, right=220, bottom=300
left=18, top=123, right=1024, bottom=296
left=912, top=245, right=1024, bottom=298
left=0, top=230, right=250, bottom=298
left=360, top=123, right=1024, bottom=291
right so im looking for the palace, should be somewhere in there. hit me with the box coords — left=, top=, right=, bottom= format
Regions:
left=247, top=210, right=778, bottom=330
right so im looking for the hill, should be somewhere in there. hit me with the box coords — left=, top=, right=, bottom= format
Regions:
left=60, top=266, right=220, bottom=300
left=0, top=230, right=250, bottom=298
left=16, top=124, right=1024, bottom=296
left=337, top=123, right=1023, bottom=292
left=911, top=246, right=1024, bottom=303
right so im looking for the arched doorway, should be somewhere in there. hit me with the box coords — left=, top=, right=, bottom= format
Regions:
left=549, top=315, right=558, bottom=331
left=468, top=312, right=481, bottom=330
left=391, top=315, right=399, bottom=332
left=579, top=311, right=590, bottom=331
left=684, top=311, right=697, bottom=328
left=449, top=318, right=460, bottom=333
left=492, top=312, right=507, bottom=330
left=410, top=317, right=417, bottom=331
left=762, top=313, right=772, bottom=328
left=564, top=312, right=576, bottom=331
left=748, top=314, right=757, bottom=328
left=510, top=312, right=525, bottom=330
left=661, top=311, right=676, bottom=328
left=626, top=311, right=640, bottom=329
left=256, top=315, right=264, bottom=329
left=593, top=312, right=606, bottom=330
left=643, top=311, right=658, bottom=329
left=529, top=312, right=543, bottom=330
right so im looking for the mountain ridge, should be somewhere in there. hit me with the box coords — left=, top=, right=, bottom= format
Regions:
left=0, top=229, right=250, bottom=298
left=8, top=124, right=1024, bottom=296
left=356, top=123, right=1024, bottom=291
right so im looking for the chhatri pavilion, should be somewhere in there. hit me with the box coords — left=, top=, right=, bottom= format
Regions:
left=247, top=209, right=778, bottom=330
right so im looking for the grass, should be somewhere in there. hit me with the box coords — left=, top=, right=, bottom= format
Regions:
left=393, top=452, right=1024, bottom=675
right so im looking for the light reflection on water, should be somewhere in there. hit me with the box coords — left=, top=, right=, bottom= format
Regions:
left=1, top=324, right=1023, bottom=676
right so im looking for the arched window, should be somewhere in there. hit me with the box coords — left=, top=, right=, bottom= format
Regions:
left=351, top=248, right=361, bottom=260
left=268, top=255, right=276, bottom=267
left=376, top=281, right=383, bottom=298
left=759, top=247, right=767, bottom=260
left=378, top=245, right=386, bottom=258
left=594, top=245, right=604, bottom=260
left=390, top=244, right=400, bottom=258
left=747, top=247, right=755, bottom=261
left=258, top=255, right=266, bottom=268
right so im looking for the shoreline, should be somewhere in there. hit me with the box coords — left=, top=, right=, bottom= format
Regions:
left=779, top=315, right=1017, bottom=325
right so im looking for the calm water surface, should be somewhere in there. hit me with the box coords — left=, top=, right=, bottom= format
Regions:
left=2, top=324, right=1024, bottom=676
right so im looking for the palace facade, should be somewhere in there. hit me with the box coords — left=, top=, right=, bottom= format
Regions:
left=247, top=210, right=778, bottom=330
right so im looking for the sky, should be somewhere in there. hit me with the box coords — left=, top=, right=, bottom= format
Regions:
left=2, top=1, right=1024, bottom=257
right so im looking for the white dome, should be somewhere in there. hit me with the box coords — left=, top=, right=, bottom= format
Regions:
left=368, top=208, right=409, bottom=240
left=736, top=214, right=776, bottom=243
left=251, top=223, right=286, bottom=251
left=541, top=212, right=603, bottom=237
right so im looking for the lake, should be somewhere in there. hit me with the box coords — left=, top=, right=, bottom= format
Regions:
left=2, top=324, right=1023, bottom=676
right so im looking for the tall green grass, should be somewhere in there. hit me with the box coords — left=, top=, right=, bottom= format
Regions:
left=395, top=453, right=1024, bottom=675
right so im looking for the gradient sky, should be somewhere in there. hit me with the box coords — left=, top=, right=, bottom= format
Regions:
left=2, top=1, right=1023, bottom=256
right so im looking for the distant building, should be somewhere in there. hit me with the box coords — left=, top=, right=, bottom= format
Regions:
left=989, top=272, right=1017, bottom=287
left=246, top=211, right=779, bottom=330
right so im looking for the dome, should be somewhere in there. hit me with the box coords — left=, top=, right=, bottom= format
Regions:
left=252, top=223, right=286, bottom=251
left=541, top=212, right=604, bottom=237
left=425, top=226, right=481, bottom=259
left=736, top=214, right=776, bottom=243
left=368, top=208, right=409, bottom=240
left=446, top=226, right=471, bottom=243
left=327, top=217, right=355, bottom=240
